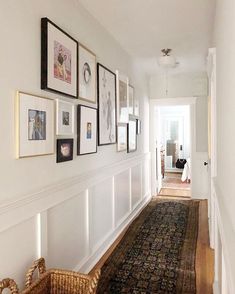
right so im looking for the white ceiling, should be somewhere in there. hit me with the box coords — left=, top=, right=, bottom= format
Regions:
left=78, top=0, right=215, bottom=76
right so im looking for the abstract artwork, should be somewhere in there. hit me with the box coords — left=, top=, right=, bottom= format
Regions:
left=79, top=45, right=96, bottom=103
left=77, top=105, right=97, bottom=155
left=41, top=18, right=78, bottom=98
left=117, top=123, right=127, bottom=152
left=97, top=63, right=116, bottom=145
left=56, top=99, right=74, bottom=135
left=56, top=139, right=73, bottom=163
left=16, top=92, right=54, bottom=158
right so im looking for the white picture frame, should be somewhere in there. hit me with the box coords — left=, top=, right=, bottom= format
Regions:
left=56, top=99, right=74, bottom=135
left=79, top=44, right=96, bottom=103
left=116, top=70, right=129, bottom=123
left=128, top=85, right=134, bottom=115
left=16, top=92, right=55, bottom=158
left=128, top=116, right=137, bottom=153
left=117, top=123, right=127, bottom=152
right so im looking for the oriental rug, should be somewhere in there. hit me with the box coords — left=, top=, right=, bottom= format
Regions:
left=97, top=199, right=199, bottom=294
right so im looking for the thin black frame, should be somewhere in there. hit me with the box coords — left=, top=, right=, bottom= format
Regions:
left=41, top=17, right=78, bottom=98
left=127, top=116, right=137, bottom=153
left=136, top=118, right=141, bottom=135
left=56, top=138, right=74, bottom=163
left=97, top=63, right=117, bottom=146
left=77, top=105, right=98, bottom=155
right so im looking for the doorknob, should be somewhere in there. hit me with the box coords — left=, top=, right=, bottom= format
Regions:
left=204, top=162, right=208, bottom=166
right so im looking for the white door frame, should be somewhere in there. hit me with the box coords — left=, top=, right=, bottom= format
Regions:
left=150, top=97, right=196, bottom=197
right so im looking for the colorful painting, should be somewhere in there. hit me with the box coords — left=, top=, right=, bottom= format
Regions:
left=87, top=122, right=92, bottom=139
left=28, top=109, right=46, bottom=140
left=54, top=41, right=71, bottom=84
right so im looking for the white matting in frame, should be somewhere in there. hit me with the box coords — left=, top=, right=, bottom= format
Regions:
left=77, top=105, right=97, bottom=155
left=56, top=99, right=74, bottom=135
left=16, top=92, right=55, bottom=158
left=79, top=44, right=96, bottom=103
left=116, top=70, right=129, bottom=123
left=117, top=123, right=127, bottom=152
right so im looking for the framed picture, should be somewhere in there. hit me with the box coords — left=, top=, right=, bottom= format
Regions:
left=127, top=116, right=137, bottom=153
left=77, top=105, right=97, bottom=155
left=79, top=44, right=96, bottom=103
left=117, top=123, right=127, bottom=152
left=16, top=92, right=55, bottom=158
left=56, top=139, right=73, bottom=163
left=41, top=18, right=78, bottom=98
left=134, top=95, right=139, bottom=117
left=56, top=99, right=74, bottom=135
left=128, top=85, right=134, bottom=115
left=136, top=118, right=141, bottom=135
left=116, top=71, right=129, bottom=123
left=97, top=63, right=116, bottom=145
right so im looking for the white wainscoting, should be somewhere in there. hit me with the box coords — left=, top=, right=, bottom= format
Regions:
left=211, top=178, right=235, bottom=294
left=0, top=153, right=151, bottom=289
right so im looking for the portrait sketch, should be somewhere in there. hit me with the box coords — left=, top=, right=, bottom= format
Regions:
left=56, top=139, right=73, bottom=163
left=97, top=64, right=116, bottom=145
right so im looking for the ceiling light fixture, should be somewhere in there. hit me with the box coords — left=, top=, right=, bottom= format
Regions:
left=158, top=48, right=178, bottom=68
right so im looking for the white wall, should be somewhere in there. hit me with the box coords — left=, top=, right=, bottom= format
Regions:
left=0, top=0, right=151, bottom=289
left=213, top=0, right=235, bottom=291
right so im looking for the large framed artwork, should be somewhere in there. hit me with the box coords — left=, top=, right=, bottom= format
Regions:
left=128, top=85, right=134, bottom=115
left=41, top=18, right=78, bottom=98
left=97, top=63, right=116, bottom=145
left=134, top=95, right=139, bottom=117
left=77, top=105, right=97, bottom=155
left=127, top=116, right=137, bottom=153
left=56, top=99, right=74, bottom=135
left=116, top=71, right=129, bottom=123
left=16, top=92, right=55, bottom=158
left=117, top=123, right=127, bottom=152
left=79, top=44, right=96, bottom=103
left=56, top=139, right=73, bottom=163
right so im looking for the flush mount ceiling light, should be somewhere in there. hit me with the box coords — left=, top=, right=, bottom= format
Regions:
left=158, top=48, right=179, bottom=68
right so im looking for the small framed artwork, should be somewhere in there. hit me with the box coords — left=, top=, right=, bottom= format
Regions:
left=56, top=99, right=74, bottom=135
left=127, top=116, right=137, bottom=153
left=41, top=18, right=78, bottom=98
left=97, top=63, right=116, bottom=145
left=128, top=85, right=134, bottom=115
left=136, top=118, right=141, bottom=135
left=79, top=44, right=96, bottom=103
left=56, top=139, right=73, bottom=163
left=117, top=123, right=127, bottom=152
left=134, top=95, right=139, bottom=117
left=116, top=71, right=129, bottom=123
left=16, top=92, right=55, bottom=158
left=77, top=105, right=97, bottom=155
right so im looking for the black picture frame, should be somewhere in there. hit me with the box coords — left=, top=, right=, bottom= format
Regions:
left=56, top=139, right=74, bottom=163
left=41, top=17, right=78, bottom=98
left=97, top=63, right=117, bottom=146
left=127, top=116, right=137, bottom=153
left=77, top=105, right=97, bottom=155
left=136, top=118, right=141, bottom=135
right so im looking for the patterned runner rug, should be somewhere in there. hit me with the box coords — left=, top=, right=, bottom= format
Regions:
left=97, top=199, right=199, bottom=294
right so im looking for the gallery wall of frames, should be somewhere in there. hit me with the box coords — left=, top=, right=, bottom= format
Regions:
left=16, top=17, right=141, bottom=163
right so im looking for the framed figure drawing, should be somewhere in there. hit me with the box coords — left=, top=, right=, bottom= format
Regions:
left=117, top=123, right=127, bottom=152
left=127, top=116, right=137, bottom=153
left=56, top=99, right=74, bottom=135
left=128, top=85, right=134, bottom=115
left=16, top=92, right=55, bottom=158
left=41, top=18, right=78, bottom=98
left=77, top=105, right=97, bottom=155
left=56, top=139, right=73, bottom=163
left=116, top=71, right=129, bottom=123
left=79, top=44, right=96, bottom=103
left=97, top=63, right=116, bottom=145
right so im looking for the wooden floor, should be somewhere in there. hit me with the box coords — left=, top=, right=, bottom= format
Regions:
left=158, top=188, right=191, bottom=197
left=90, top=196, right=214, bottom=294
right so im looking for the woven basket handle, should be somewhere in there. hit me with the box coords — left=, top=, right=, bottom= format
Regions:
left=0, top=278, right=19, bottom=294
left=25, top=257, right=46, bottom=288
left=88, top=269, right=101, bottom=294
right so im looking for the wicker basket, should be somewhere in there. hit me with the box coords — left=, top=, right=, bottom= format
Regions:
left=0, top=258, right=100, bottom=294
